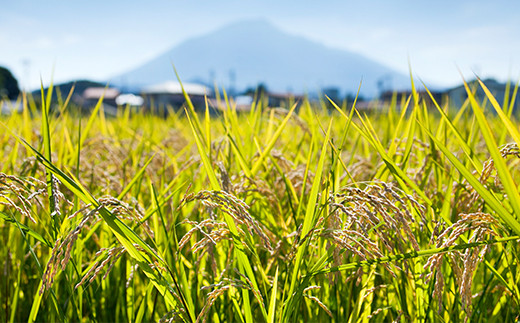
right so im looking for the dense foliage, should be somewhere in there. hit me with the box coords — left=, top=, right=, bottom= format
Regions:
left=0, top=66, right=20, bottom=100
left=1, top=80, right=519, bottom=322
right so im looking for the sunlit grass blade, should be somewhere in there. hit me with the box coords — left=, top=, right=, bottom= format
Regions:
left=39, top=80, right=59, bottom=236
left=477, top=78, right=520, bottom=148
left=184, top=106, right=268, bottom=322
left=173, top=65, right=206, bottom=143
left=150, top=182, right=196, bottom=322
left=204, top=97, right=212, bottom=152
left=78, top=85, right=108, bottom=148
left=251, top=102, right=298, bottom=176
left=420, top=121, right=520, bottom=235
left=309, top=235, right=519, bottom=277
left=227, top=133, right=253, bottom=178
left=465, top=79, right=520, bottom=225
left=6, top=206, right=66, bottom=322
left=282, top=120, right=332, bottom=321
left=325, top=95, right=361, bottom=186
left=352, top=109, right=432, bottom=206
left=398, top=106, right=418, bottom=170
left=117, top=154, right=155, bottom=200
left=422, top=82, right=482, bottom=172
left=0, top=211, right=51, bottom=247
left=268, top=266, right=279, bottom=323
left=184, top=108, right=220, bottom=190
left=28, top=281, right=46, bottom=323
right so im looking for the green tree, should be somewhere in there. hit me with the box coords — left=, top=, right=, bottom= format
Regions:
left=0, top=66, right=21, bottom=100
left=243, top=82, right=268, bottom=97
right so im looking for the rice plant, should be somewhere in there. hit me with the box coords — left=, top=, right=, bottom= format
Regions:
left=0, top=76, right=519, bottom=322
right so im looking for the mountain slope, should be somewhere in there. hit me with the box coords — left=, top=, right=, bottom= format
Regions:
left=113, top=19, right=410, bottom=97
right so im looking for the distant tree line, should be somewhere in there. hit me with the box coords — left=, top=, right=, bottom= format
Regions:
left=0, top=66, right=21, bottom=100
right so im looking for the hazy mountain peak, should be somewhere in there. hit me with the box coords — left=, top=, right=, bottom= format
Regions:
left=113, top=19, right=410, bottom=97
left=218, top=18, right=279, bottom=33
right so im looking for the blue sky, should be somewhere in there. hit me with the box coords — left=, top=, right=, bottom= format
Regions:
left=2, top=0, right=519, bottom=90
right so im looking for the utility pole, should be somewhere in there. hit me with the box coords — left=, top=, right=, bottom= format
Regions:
left=229, top=69, right=236, bottom=96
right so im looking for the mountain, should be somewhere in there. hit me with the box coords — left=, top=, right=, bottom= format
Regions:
left=112, top=19, right=411, bottom=97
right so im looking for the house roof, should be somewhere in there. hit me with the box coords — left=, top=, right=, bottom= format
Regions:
left=83, top=87, right=120, bottom=100
left=141, top=81, right=210, bottom=96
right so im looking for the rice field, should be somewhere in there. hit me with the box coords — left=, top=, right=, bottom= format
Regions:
left=1, top=78, right=520, bottom=322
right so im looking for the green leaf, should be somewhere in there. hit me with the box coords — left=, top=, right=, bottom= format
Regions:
left=268, top=266, right=279, bottom=323
left=282, top=120, right=332, bottom=321
left=477, top=78, right=520, bottom=149
left=40, top=80, right=58, bottom=236
left=251, top=103, right=298, bottom=175
left=117, top=154, right=155, bottom=200
left=421, top=121, right=520, bottom=235
left=422, top=83, right=481, bottom=172
left=353, top=109, right=432, bottom=206
left=309, top=236, right=519, bottom=277
left=464, top=79, right=520, bottom=232
left=185, top=105, right=268, bottom=321
left=185, top=108, right=220, bottom=191
left=0, top=211, right=52, bottom=247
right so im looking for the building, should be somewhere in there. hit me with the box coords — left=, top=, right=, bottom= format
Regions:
left=82, top=87, right=120, bottom=108
left=446, top=78, right=520, bottom=112
left=140, top=81, right=211, bottom=114
left=379, top=89, right=444, bottom=108
left=265, top=92, right=304, bottom=109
